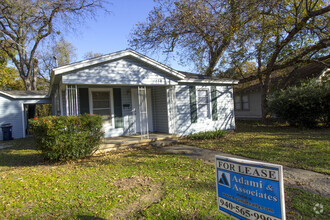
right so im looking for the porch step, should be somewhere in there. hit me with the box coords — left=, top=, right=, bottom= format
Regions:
left=94, top=134, right=179, bottom=154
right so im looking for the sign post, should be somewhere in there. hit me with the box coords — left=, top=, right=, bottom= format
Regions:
left=215, top=156, right=286, bottom=220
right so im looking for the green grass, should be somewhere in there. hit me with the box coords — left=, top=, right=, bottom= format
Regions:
left=0, top=140, right=228, bottom=219
left=285, top=187, right=330, bottom=219
left=185, top=120, right=330, bottom=174
left=0, top=136, right=329, bottom=219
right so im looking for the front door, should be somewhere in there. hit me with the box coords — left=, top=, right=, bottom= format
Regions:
left=90, top=90, right=112, bottom=137
left=131, top=88, right=153, bottom=134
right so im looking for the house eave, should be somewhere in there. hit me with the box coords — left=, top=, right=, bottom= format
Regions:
left=179, top=79, right=239, bottom=85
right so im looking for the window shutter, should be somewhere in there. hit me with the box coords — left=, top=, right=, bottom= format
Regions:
left=113, top=88, right=123, bottom=128
left=78, top=88, right=89, bottom=114
left=189, top=86, right=197, bottom=123
left=211, top=86, right=218, bottom=121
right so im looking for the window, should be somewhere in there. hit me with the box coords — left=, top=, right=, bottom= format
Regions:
left=197, top=89, right=210, bottom=119
left=92, top=91, right=112, bottom=125
left=235, top=95, right=249, bottom=111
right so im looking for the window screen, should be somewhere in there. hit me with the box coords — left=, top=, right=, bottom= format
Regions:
left=198, top=89, right=210, bottom=119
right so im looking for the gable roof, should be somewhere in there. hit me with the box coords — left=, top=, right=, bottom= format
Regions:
left=52, top=49, right=186, bottom=79
left=0, top=90, right=49, bottom=99
left=49, top=49, right=238, bottom=96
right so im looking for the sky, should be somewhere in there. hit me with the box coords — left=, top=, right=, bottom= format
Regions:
left=64, top=0, right=191, bottom=72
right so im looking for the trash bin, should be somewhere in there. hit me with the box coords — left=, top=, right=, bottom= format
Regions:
left=1, top=123, right=13, bottom=141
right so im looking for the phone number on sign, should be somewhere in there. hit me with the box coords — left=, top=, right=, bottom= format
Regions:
left=218, top=198, right=281, bottom=220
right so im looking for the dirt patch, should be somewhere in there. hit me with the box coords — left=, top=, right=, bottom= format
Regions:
left=112, top=176, right=164, bottom=219
left=114, top=176, right=154, bottom=190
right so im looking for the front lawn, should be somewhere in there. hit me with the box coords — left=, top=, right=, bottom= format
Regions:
left=185, top=120, right=330, bottom=174
left=0, top=140, right=225, bottom=219
left=0, top=138, right=329, bottom=219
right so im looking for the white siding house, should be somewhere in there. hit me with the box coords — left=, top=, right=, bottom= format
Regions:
left=48, top=49, right=238, bottom=138
left=0, top=91, right=50, bottom=140
left=1, top=49, right=238, bottom=140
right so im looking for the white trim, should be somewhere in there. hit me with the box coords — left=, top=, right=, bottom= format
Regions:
left=65, top=85, right=68, bottom=116
left=75, top=85, right=79, bottom=115
left=53, top=49, right=185, bottom=79
left=59, top=86, right=63, bottom=115
left=179, top=79, right=239, bottom=85
left=0, top=91, right=49, bottom=99
left=21, top=103, right=25, bottom=138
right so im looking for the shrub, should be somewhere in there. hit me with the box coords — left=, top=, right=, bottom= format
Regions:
left=187, top=129, right=226, bottom=140
left=30, top=114, right=104, bottom=161
left=269, top=80, right=330, bottom=128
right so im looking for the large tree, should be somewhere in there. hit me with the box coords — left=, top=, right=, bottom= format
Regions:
left=229, top=0, right=330, bottom=120
left=0, top=0, right=106, bottom=91
left=129, top=0, right=269, bottom=76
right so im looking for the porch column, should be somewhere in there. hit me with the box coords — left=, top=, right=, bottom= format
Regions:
left=66, top=85, right=79, bottom=116
left=167, top=86, right=177, bottom=134
left=138, top=86, right=149, bottom=139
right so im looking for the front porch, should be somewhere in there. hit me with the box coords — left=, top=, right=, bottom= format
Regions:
left=96, top=133, right=179, bottom=154
left=53, top=84, right=177, bottom=139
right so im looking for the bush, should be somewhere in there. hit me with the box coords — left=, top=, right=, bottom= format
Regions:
left=187, top=129, right=226, bottom=140
left=30, top=114, right=104, bottom=161
left=269, top=80, right=330, bottom=128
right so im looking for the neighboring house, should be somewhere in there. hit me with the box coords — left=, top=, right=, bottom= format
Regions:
left=234, top=63, right=329, bottom=120
left=0, top=49, right=238, bottom=140
left=0, top=91, right=50, bottom=140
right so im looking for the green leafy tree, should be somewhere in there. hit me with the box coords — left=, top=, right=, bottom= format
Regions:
left=129, top=0, right=268, bottom=76
left=0, top=0, right=107, bottom=91
left=229, top=0, right=330, bottom=120
left=0, top=47, right=24, bottom=90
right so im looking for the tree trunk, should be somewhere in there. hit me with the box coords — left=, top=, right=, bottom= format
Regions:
left=260, top=85, right=268, bottom=122
left=260, top=73, right=271, bottom=122
left=24, top=78, right=32, bottom=91
left=32, top=59, right=38, bottom=91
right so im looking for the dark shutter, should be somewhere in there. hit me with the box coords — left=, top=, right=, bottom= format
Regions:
left=211, top=86, right=218, bottom=121
left=78, top=88, right=89, bottom=114
left=113, top=88, right=123, bottom=128
left=189, top=86, right=197, bottom=123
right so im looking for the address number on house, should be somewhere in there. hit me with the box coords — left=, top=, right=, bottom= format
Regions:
left=218, top=198, right=281, bottom=220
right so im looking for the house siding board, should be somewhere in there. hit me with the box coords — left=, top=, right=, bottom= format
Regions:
left=0, top=95, right=23, bottom=140
left=62, top=58, right=178, bottom=86
left=152, top=87, right=169, bottom=133
left=175, top=85, right=235, bottom=136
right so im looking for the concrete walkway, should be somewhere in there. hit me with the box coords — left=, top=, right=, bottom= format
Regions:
left=162, top=145, right=330, bottom=198
left=0, top=143, right=13, bottom=150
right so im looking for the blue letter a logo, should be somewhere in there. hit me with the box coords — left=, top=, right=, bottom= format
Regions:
left=218, top=171, right=231, bottom=188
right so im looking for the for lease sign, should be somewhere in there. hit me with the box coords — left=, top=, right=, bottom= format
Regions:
left=215, top=156, right=286, bottom=220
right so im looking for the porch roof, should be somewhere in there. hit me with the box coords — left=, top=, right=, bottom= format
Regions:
left=0, top=90, right=49, bottom=99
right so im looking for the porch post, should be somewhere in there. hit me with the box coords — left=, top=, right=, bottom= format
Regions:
left=66, top=85, right=78, bottom=116
left=167, top=86, right=177, bottom=134
left=138, top=86, right=149, bottom=139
